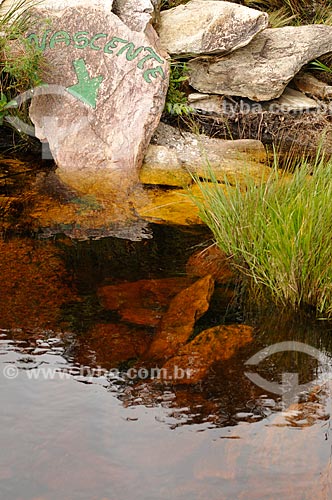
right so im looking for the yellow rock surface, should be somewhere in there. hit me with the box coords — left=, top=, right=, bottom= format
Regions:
left=137, top=184, right=207, bottom=225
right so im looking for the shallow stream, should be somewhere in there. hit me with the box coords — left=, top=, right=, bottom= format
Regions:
left=0, top=220, right=332, bottom=500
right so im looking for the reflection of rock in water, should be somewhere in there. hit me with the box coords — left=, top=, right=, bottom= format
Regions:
left=0, top=160, right=154, bottom=242
left=32, top=172, right=154, bottom=241
left=1, top=222, right=331, bottom=433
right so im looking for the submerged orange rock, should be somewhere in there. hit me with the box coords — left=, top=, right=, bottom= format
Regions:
left=162, top=324, right=253, bottom=384
left=143, top=275, right=215, bottom=361
left=98, top=277, right=194, bottom=327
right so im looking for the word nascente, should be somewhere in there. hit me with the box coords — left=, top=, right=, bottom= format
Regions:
left=27, top=29, right=166, bottom=83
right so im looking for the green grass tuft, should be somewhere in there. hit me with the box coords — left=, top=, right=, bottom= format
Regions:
left=193, top=152, right=332, bottom=318
left=0, top=0, right=46, bottom=144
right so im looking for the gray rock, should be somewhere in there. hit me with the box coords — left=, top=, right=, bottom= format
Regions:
left=112, top=0, right=156, bottom=32
left=27, top=0, right=169, bottom=197
left=188, top=93, right=226, bottom=115
left=140, top=123, right=269, bottom=187
left=157, top=0, right=268, bottom=57
left=263, top=87, right=319, bottom=112
left=189, top=26, right=332, bottom=101
left=188, top=87, right=319, bottom=116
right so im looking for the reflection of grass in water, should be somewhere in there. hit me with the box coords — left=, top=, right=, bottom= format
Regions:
left=250, top=309, right=332, bottom=381
left=193, top=151, right=332, bottom=319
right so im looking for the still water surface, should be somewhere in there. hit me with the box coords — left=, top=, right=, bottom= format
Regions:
left=0, top=226, right=332, bottom=500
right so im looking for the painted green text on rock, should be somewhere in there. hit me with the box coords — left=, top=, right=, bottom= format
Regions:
left=27, top=30, right=166, bottom=84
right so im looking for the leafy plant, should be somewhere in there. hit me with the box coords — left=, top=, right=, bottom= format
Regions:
left=193, top=151, right=332, bottom=318
left=165, top=61, right=193, bottom=116
left=0, top=92, right=18, bottom=125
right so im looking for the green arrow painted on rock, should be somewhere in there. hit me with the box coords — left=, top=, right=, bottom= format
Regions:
left=66, top=58, right=103, bottom=109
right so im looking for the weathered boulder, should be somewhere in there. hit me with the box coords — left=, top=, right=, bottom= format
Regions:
left=140, top=123, right=268, bottom=187
left=188, top=92, right=226, bottom=115
left=112, top=0, right=156, bottom=32
left=162, top=324, right=253, bottom=384
left=189, top=26, right=332, bottom=101
left=264, top=87, right=319, bottom=112
left=27, top=0, right=169, bottom=197
left=188, top=88, right=320, bottom=114
left=143, top=274, right=215, bottom=361
left=157, top=0, right=268, bottom=57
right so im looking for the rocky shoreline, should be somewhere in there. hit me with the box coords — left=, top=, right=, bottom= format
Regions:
left=1, top=0, right=332, bottom=231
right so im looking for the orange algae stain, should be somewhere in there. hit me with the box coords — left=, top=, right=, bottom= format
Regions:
left=162, top=324, right=254, bottom=384
left=0, top=238, right=78, bottom=330
left=28, top=174, right=153, bottom=234
left=117, top=307, right=163, bottom=328
left=29, top=196, right=79, bottom=224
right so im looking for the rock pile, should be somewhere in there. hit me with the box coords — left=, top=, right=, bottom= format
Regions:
left=158, top=0, right=332, bottom=102
left=3, top=0, right=332, bottom=230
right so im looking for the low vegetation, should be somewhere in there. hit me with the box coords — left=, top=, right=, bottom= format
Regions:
left=245, top=0, right=332, bottom=26
left=193, top=152, right=332, bottom=319
left=0, top=0, right=45, bottom=128
left=165, top=61, right=193, bottom=116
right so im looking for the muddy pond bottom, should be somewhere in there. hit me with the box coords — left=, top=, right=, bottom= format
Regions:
left=0, top=225, right=332, bottom=500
